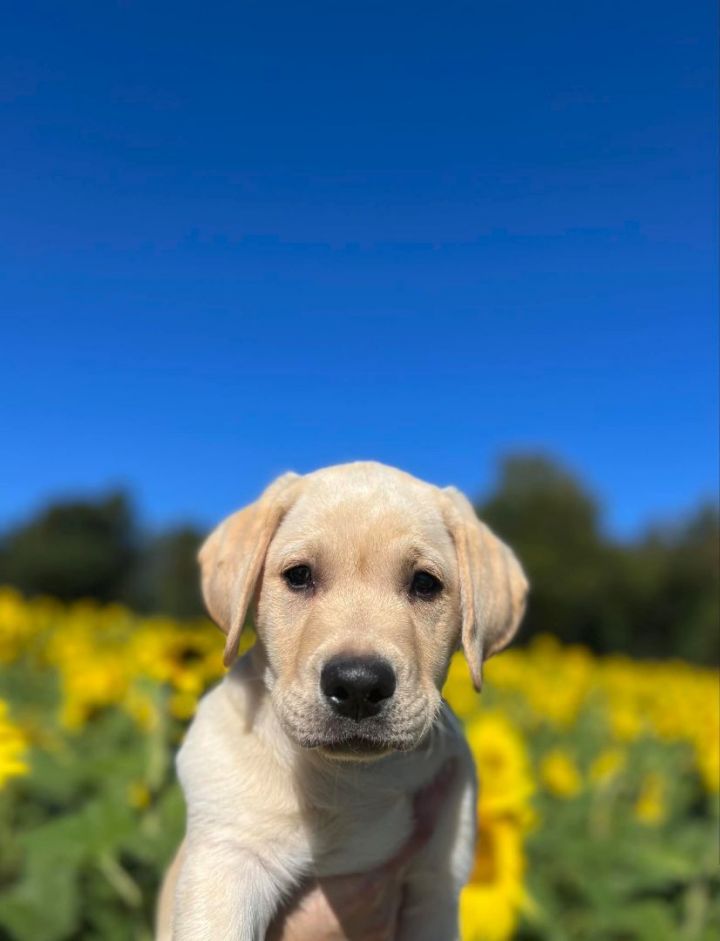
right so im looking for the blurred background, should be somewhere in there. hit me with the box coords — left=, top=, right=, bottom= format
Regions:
left=1, top=2, right=717, bottom=940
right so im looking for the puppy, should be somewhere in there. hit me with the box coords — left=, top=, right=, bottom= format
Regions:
left=156, top=462, right=527, bottom=941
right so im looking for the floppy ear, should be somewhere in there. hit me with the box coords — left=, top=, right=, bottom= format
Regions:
left=198, top=472, right=301, bottom=666
left=440, top=486, right=528, bottom=691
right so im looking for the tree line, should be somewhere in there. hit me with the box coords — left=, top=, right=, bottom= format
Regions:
left=1, top=455, right=717, bottom=663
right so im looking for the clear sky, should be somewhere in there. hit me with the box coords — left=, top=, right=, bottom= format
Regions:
left=2, top=0, right=717, bottom=538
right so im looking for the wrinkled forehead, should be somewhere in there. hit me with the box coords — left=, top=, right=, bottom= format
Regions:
left=267, top=468, right=456, bottom=572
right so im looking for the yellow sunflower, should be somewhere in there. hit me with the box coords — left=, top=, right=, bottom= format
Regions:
left=466, top=713, right=535, bottom=821
left=461, top=816, right=529, bottom=941
left=539, top=748, right=582, bottom=799
left=634, top=772, right=667, bottom=826
left=0, top=699, right=28, bottom=788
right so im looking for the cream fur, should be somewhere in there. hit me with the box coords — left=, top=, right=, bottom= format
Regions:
left=156, top=462, right=528, bottom=941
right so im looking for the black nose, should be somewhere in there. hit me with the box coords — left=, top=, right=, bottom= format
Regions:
left=320, top=656, right=397, bottom=721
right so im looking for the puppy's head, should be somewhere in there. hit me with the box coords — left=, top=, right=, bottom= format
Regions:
left=199, top=462, right=527, bottom=761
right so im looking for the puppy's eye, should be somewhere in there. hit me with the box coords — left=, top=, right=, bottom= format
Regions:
left=409, top=570, right=443, bottom=599
left=283, top=564, right=313, bottom=590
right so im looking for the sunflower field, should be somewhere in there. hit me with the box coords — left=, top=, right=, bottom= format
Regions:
left=0, top=587, right=718, bottom=941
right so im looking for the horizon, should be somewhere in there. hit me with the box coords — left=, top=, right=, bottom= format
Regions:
left=3, top=449, right=717, bottom=545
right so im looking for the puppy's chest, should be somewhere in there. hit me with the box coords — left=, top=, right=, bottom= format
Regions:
left=303, top=784, right=413, bottom=877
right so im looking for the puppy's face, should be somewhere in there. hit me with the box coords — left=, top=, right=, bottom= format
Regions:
left=258, top=466, right=461, bottom=758
left=199, top=462, right=527, bottom=761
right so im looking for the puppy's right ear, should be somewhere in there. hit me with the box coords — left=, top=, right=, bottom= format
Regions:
left=198, top=472, right=301, bottom=666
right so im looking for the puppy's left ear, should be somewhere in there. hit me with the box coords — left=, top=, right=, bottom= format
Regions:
left=198, top=472, right=301, bottom=666
left=440, top=486, right=529, bottom=691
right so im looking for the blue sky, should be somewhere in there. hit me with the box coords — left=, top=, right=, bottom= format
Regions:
left=2, top=0, right=717, bottom=538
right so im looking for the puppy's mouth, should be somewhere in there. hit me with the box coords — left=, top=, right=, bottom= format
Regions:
left=316, top=735, right=393, bottom=761
left=288, top=720, right=423, bottom=760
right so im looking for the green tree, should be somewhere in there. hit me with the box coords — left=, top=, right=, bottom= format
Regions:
left=478, top=455, right=719, bottom=662
left=629, top=505, right=720, bottom=662
left=0, top=493, right=138, bottom=603
left=126, top=527, right=204, bottom=619
left=479, top=455, right=617, bottom=649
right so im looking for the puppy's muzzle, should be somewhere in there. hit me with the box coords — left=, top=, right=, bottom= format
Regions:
left=320, top=656, right=396, bottom=721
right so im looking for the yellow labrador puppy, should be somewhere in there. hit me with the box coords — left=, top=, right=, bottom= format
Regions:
left=157, top=462, right=527, bottom=941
